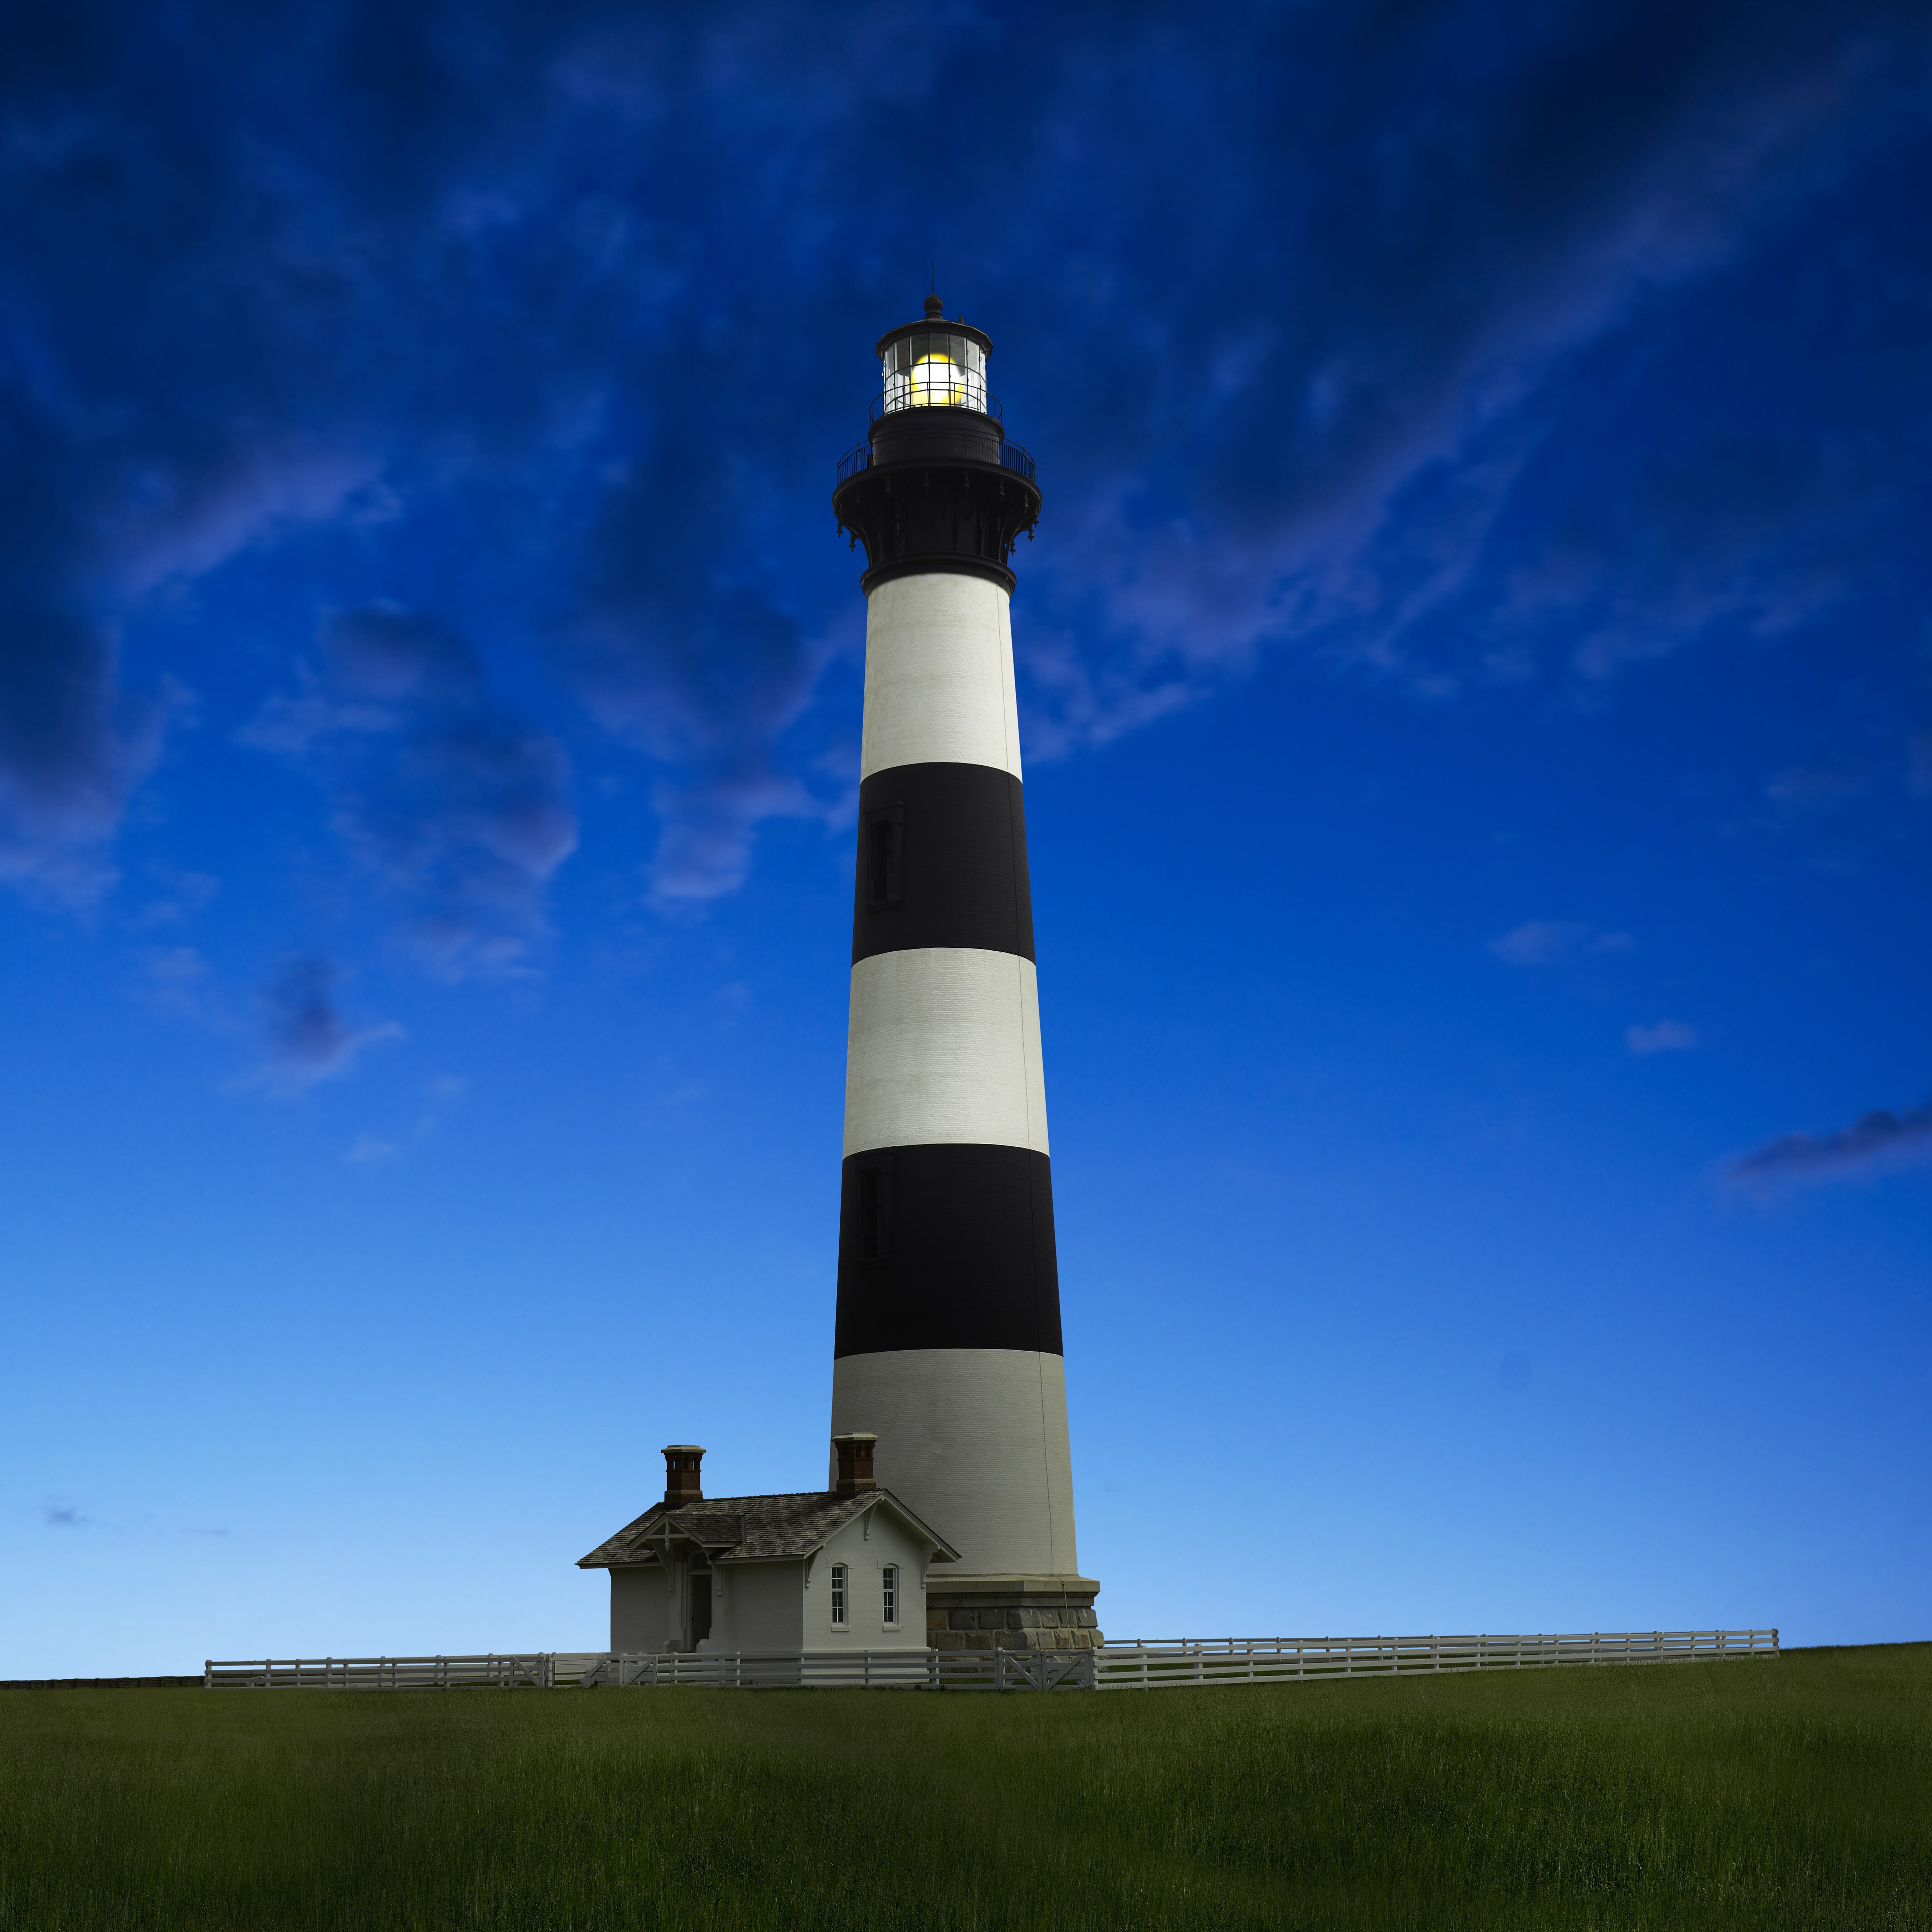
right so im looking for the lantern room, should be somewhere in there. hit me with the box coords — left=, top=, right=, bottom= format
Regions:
left=876, top=297, right=993, bottom=418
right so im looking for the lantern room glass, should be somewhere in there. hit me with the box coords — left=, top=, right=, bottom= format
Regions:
left=880, top=331, right=988, bottom=413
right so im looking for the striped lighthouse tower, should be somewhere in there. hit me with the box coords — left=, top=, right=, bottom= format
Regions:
left=829, top=296, right=1100, bottom=1654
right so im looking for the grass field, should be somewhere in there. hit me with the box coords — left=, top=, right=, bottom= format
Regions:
left=1, top=1644, right=1925, bottom=1931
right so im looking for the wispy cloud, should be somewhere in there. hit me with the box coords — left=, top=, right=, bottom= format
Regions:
left=0, top=633, right=172, bottom=907
left=1, top=0, right=1927, bottom=918
left=343, top=1073, right=469, bottom=1165
left=557, top=553, right=829, bottom=906
left=246, top=956, right=400, bottom=1098
left=1628, top=1020, right=1697, bottom=1054
left=137, top=945, right=216, bottom=1023
left=42, top=1502, right=88, bottom=1529
left=1766, top=762, right=1868, bottom=809
left=245, top=607, right=578, bottom=977
left=1908, top=730, right=1932, bottom=799
left=1728, top=1098, right=1932, bottom=1190
left=127, top=867, right=220, bottom=931
left=1489, top=921, right=1634, bottom=966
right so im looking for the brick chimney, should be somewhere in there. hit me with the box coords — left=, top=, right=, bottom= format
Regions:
left=832, top=1432, right=877, bottom=1497
left=662, top=1444, right=704, bottom=1508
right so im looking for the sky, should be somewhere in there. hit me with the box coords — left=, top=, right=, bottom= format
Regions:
left=3, top=0, right=1929, bottom=1675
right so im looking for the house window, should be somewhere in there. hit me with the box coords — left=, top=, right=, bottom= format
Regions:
left=882, top=1565, right=898, bottom=1629
left=829, top=1563, right=849, bottom=1629
left=858, top=1166, right=892, bottom=1261
left=863, top=808, right=902, bottom=909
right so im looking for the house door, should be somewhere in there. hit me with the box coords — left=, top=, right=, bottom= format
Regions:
left=687, top=1569, right=713, bottom=1649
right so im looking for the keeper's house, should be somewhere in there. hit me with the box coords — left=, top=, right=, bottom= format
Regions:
left=579, top=1438, right=957, bottom=1654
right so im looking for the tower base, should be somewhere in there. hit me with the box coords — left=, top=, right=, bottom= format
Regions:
left=925, top=1574, right=1103, bottom=1652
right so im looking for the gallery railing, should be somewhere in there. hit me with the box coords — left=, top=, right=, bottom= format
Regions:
left=835, top=438, right=1036, bottom=486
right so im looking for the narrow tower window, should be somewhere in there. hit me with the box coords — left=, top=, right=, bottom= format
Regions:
left=863, top=806, right=903, bottom=909
left=882, top=1565, right=898, bottom=1629
left=829, top=1563, right=849, bottom=1629
left=858, top=1166, right=892, bottom=1261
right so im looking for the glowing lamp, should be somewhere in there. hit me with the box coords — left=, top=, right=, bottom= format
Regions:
left=879, top=294, right=989, bottom=414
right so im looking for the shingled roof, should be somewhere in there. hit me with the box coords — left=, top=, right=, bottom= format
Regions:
left=577, top=1489, right=958, bottom=1570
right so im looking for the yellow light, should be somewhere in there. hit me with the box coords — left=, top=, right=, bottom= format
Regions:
left=908, top=350, right=964, bottom=407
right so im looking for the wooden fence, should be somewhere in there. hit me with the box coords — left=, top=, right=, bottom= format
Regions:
left=1091, top=1629, right=1778, bottom=1689
left=579, top=1648, right=1093, bottom=1690
left=204, top=1654, right=603, bottom=1691
left=207, top=1630, right=1775, bottom=1693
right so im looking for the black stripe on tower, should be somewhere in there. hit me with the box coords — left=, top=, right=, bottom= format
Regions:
left=853, top=763, right=1034, bottom=964
left=834, top=1144, right=1062, bottom=1358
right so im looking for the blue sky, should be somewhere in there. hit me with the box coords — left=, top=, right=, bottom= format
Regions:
left=3, top=0, right=1928, bottom=1674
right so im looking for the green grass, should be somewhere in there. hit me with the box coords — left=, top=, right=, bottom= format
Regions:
left=1, top=1646, right=1926, bottom=1931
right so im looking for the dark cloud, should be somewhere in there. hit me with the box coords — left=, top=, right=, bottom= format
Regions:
left=1, top=0, right=1927, bottom=907
left=996, top=1, right=1932, bottom=732
left=322, top=606, right=479, bottom=705
left=560, top=535, right=823, bottom=903
left=251, top=954, right=397, bottom=1096
left=246, top=606, right=577, bottom=976
left=1728, top=1099, right=1932, bottom=1189
left=41, top=1502, right=87, bottom=1528
left=0, top=572, right=168, bottom=904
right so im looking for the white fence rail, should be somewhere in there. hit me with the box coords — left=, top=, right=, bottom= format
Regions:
left=207, top=1629, right=1775, bottom=1693
left=204, top=1654, right=604, bottom=1691
left=1092, top=1629, right=1779, bottom=1690
left=580, top=1648, right=1094, bottom=1690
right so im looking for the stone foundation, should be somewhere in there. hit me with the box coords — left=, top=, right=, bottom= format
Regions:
left=925, top=1575, right=1102, bottom=1653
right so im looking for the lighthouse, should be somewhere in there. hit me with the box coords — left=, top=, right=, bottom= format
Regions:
left=829, top=296, right=1100, bottom=1653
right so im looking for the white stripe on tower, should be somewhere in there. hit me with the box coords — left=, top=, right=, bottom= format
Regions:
left=859, top=574, right=1022, bottom=781
left=829, top=1348, right=1080, bottom=1577
left=843, top=948, right=1048, bottom=1158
